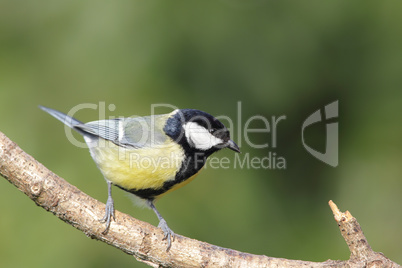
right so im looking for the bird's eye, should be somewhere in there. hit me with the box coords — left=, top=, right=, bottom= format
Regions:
left=209, top=128, right=216, bottom=134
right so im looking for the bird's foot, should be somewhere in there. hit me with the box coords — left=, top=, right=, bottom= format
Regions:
left=158, top=219, right=175, bottom=251
left=99, top=196, right=115, bottom=234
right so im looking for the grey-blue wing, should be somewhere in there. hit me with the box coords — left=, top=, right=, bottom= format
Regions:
left=75, top=115, right=168, bottom=148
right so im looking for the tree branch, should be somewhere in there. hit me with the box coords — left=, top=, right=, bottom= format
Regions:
left=0, top=131, right=400, bottom=267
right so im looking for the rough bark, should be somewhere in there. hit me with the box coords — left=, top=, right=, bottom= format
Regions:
left=0, top=131, right=400, bottom=268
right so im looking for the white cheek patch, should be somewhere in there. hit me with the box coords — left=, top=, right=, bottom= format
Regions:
left=184, top=122, right=224, bottom=150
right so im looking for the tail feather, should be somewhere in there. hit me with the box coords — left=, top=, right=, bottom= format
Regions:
left=39, top=105, right=86, bottom=135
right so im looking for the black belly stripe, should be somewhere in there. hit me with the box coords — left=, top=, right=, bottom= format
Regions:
left=116, top=185, right=166, bottom=200
left=115, top=152, right=209, bottom=200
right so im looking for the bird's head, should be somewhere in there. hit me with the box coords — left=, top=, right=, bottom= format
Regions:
left=164, top=109, right=240, bottom=155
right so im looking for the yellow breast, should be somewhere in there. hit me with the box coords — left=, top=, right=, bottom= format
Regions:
left=89, top=139, right=185, bottom=192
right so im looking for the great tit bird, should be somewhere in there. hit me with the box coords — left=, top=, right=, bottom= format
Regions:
left=39, top=106, right=240, bottom=250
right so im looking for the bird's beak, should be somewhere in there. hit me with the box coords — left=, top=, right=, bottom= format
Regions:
left=226, top=139, right=241, bottom=153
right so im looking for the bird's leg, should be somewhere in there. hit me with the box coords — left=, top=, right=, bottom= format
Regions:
left=99, top=181, right=115, bottom=234
left=147, top=200, right=175, bottom=251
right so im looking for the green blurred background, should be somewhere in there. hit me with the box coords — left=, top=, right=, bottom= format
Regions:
left=1, top=1, right=401, bottom=267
